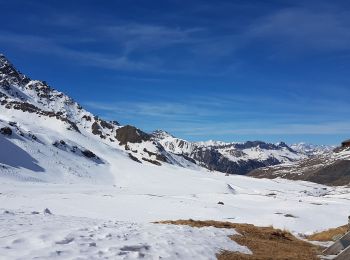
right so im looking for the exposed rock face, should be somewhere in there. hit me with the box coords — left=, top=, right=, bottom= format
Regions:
left=81, top=150, right=97, bottom=159
left=0, top=127, right=12, bottom=136
left=249, top=148, right=350, bottom=186
left=0, top=54, right=30, bottom=87
left=142, top=157, right=162, bottom=166
left=116, top=125, right=151, bottom=145
left=91, top=122, right=102, bottom=136
left=191, top=147, right=281, bottom=174
left=307, top=160, right=350, bottom=186
left=128, top=153, right=141, bottom=163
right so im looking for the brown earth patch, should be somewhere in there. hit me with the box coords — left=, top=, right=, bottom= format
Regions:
left=307, top=225, right=348, bottom=242
left=156, top=219, right=321, bottom=260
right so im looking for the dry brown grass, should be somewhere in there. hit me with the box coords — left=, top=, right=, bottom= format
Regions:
left=156, top=219, right=321, bottom=260
left=307, top=225, right=348, bottom=242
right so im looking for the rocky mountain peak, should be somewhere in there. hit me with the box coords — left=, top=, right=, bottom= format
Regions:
left=151, top=129, right=174, bottom=139
left=0, top=54, right=30, bottom=87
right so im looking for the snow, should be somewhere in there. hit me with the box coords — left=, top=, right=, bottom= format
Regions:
left=2, top=54, right=350, bottom=259
left=290, top=143, right=335, bottom=156
left=0, top=210, right=250, bottom=259
left=0, top=108, right=350, bottom=239
left=1, top=175, right=349, bottom=236
left=155, top=132, right=306, bottom=166
left=219, top=145, right=305, bottom=163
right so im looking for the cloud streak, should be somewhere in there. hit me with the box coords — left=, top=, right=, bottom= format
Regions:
left=2, top=2, right=350, bottom=73
left=84, top=91, right=350, bottom=140
left=0, top=32, right=158, bottom=71
left=247, top=7, right=350, bottom=53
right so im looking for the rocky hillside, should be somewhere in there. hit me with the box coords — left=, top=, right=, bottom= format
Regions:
left=152, top=130, right=306, bottom=174
left=0, top=53, right=192, bottom=178
left=248, top=147, right=350, bottom=186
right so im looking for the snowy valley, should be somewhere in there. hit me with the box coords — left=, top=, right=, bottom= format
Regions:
left=1, top=53, right=350, bottom=259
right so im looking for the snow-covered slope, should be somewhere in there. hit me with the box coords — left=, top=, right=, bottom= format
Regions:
left=0, top=54, right=196, bottom=182
left=152, top=130, right=306, bottom=174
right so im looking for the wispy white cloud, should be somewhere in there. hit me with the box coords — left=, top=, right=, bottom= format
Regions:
left=102, top=24, right=204, bottom=53
left=84, top=91, right=350, bottom=138
left=246, top=7, right=350, bottom=53
left=0, top=32, right=156, bottom=71
left=177, top=122, right=350, bottom=136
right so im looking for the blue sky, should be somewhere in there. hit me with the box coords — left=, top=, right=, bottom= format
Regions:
left=1, top=0, right=350, bottom=144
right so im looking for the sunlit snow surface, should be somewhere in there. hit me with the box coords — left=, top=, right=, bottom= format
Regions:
left=1, top=175, right=350, bottom=235
left=0, top=210, right=250, bottom=259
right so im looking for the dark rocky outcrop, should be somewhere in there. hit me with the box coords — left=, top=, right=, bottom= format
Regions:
left=0, top=127, right=12, bottom=136
left=82, top=115, right=92, bottom=121
left=0, top=54, right=30, bottom=86
left=100, top=119, right=113, bottom=129
left=115, top=125, right=150, bottom=145
left=142, top=148, right=168, bottom=162
left=53, top=140, right=66, bottom=147
left=81, top=149, right=97, bottom=159
left=128, top=153, right=141, bottom=163
left=306, top=160, right=350, bottom=186
left=142, top=157, right=162, bottom=166
left=91, top=121, right=102, bottom=136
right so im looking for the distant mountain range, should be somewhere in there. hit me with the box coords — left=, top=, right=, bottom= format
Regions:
left=0, top=53, right=347, bottom=185
left=290, top=143, right=335, bottom=156
left=152, top=130, right=311, bottom=174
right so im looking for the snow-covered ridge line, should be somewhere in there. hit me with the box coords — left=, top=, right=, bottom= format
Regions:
left=290, top=142, right=335, bottom=156
left=0, top=53, right=336, bottom=179
left=152, top=130, right=309, bottom=174
left=0, top=54, right=186, bottom=170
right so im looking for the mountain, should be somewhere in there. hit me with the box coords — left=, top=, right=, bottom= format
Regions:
left=248, top=146, right=350, bottom=186
left=290, top=142, right=335, bottom=156
left=1, top=53, right=344, bottom=184
left=0, top=53, right=197, bottom=183
left=152, top=130, right=306, bottom=174
left=0, top=53, right=311, bottom=182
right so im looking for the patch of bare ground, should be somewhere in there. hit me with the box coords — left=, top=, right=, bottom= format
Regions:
left=156, top=220, right=321, bottom=260
left=307, top=225, right=348, bottom=242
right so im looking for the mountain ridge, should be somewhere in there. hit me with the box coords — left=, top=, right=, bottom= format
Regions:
left=0, top=53, right=341, bottom=181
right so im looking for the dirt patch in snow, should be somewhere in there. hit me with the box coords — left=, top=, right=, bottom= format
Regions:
left=307, top=225, right=348, bottom=242
left=157, top=219, right=321, bottom=260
